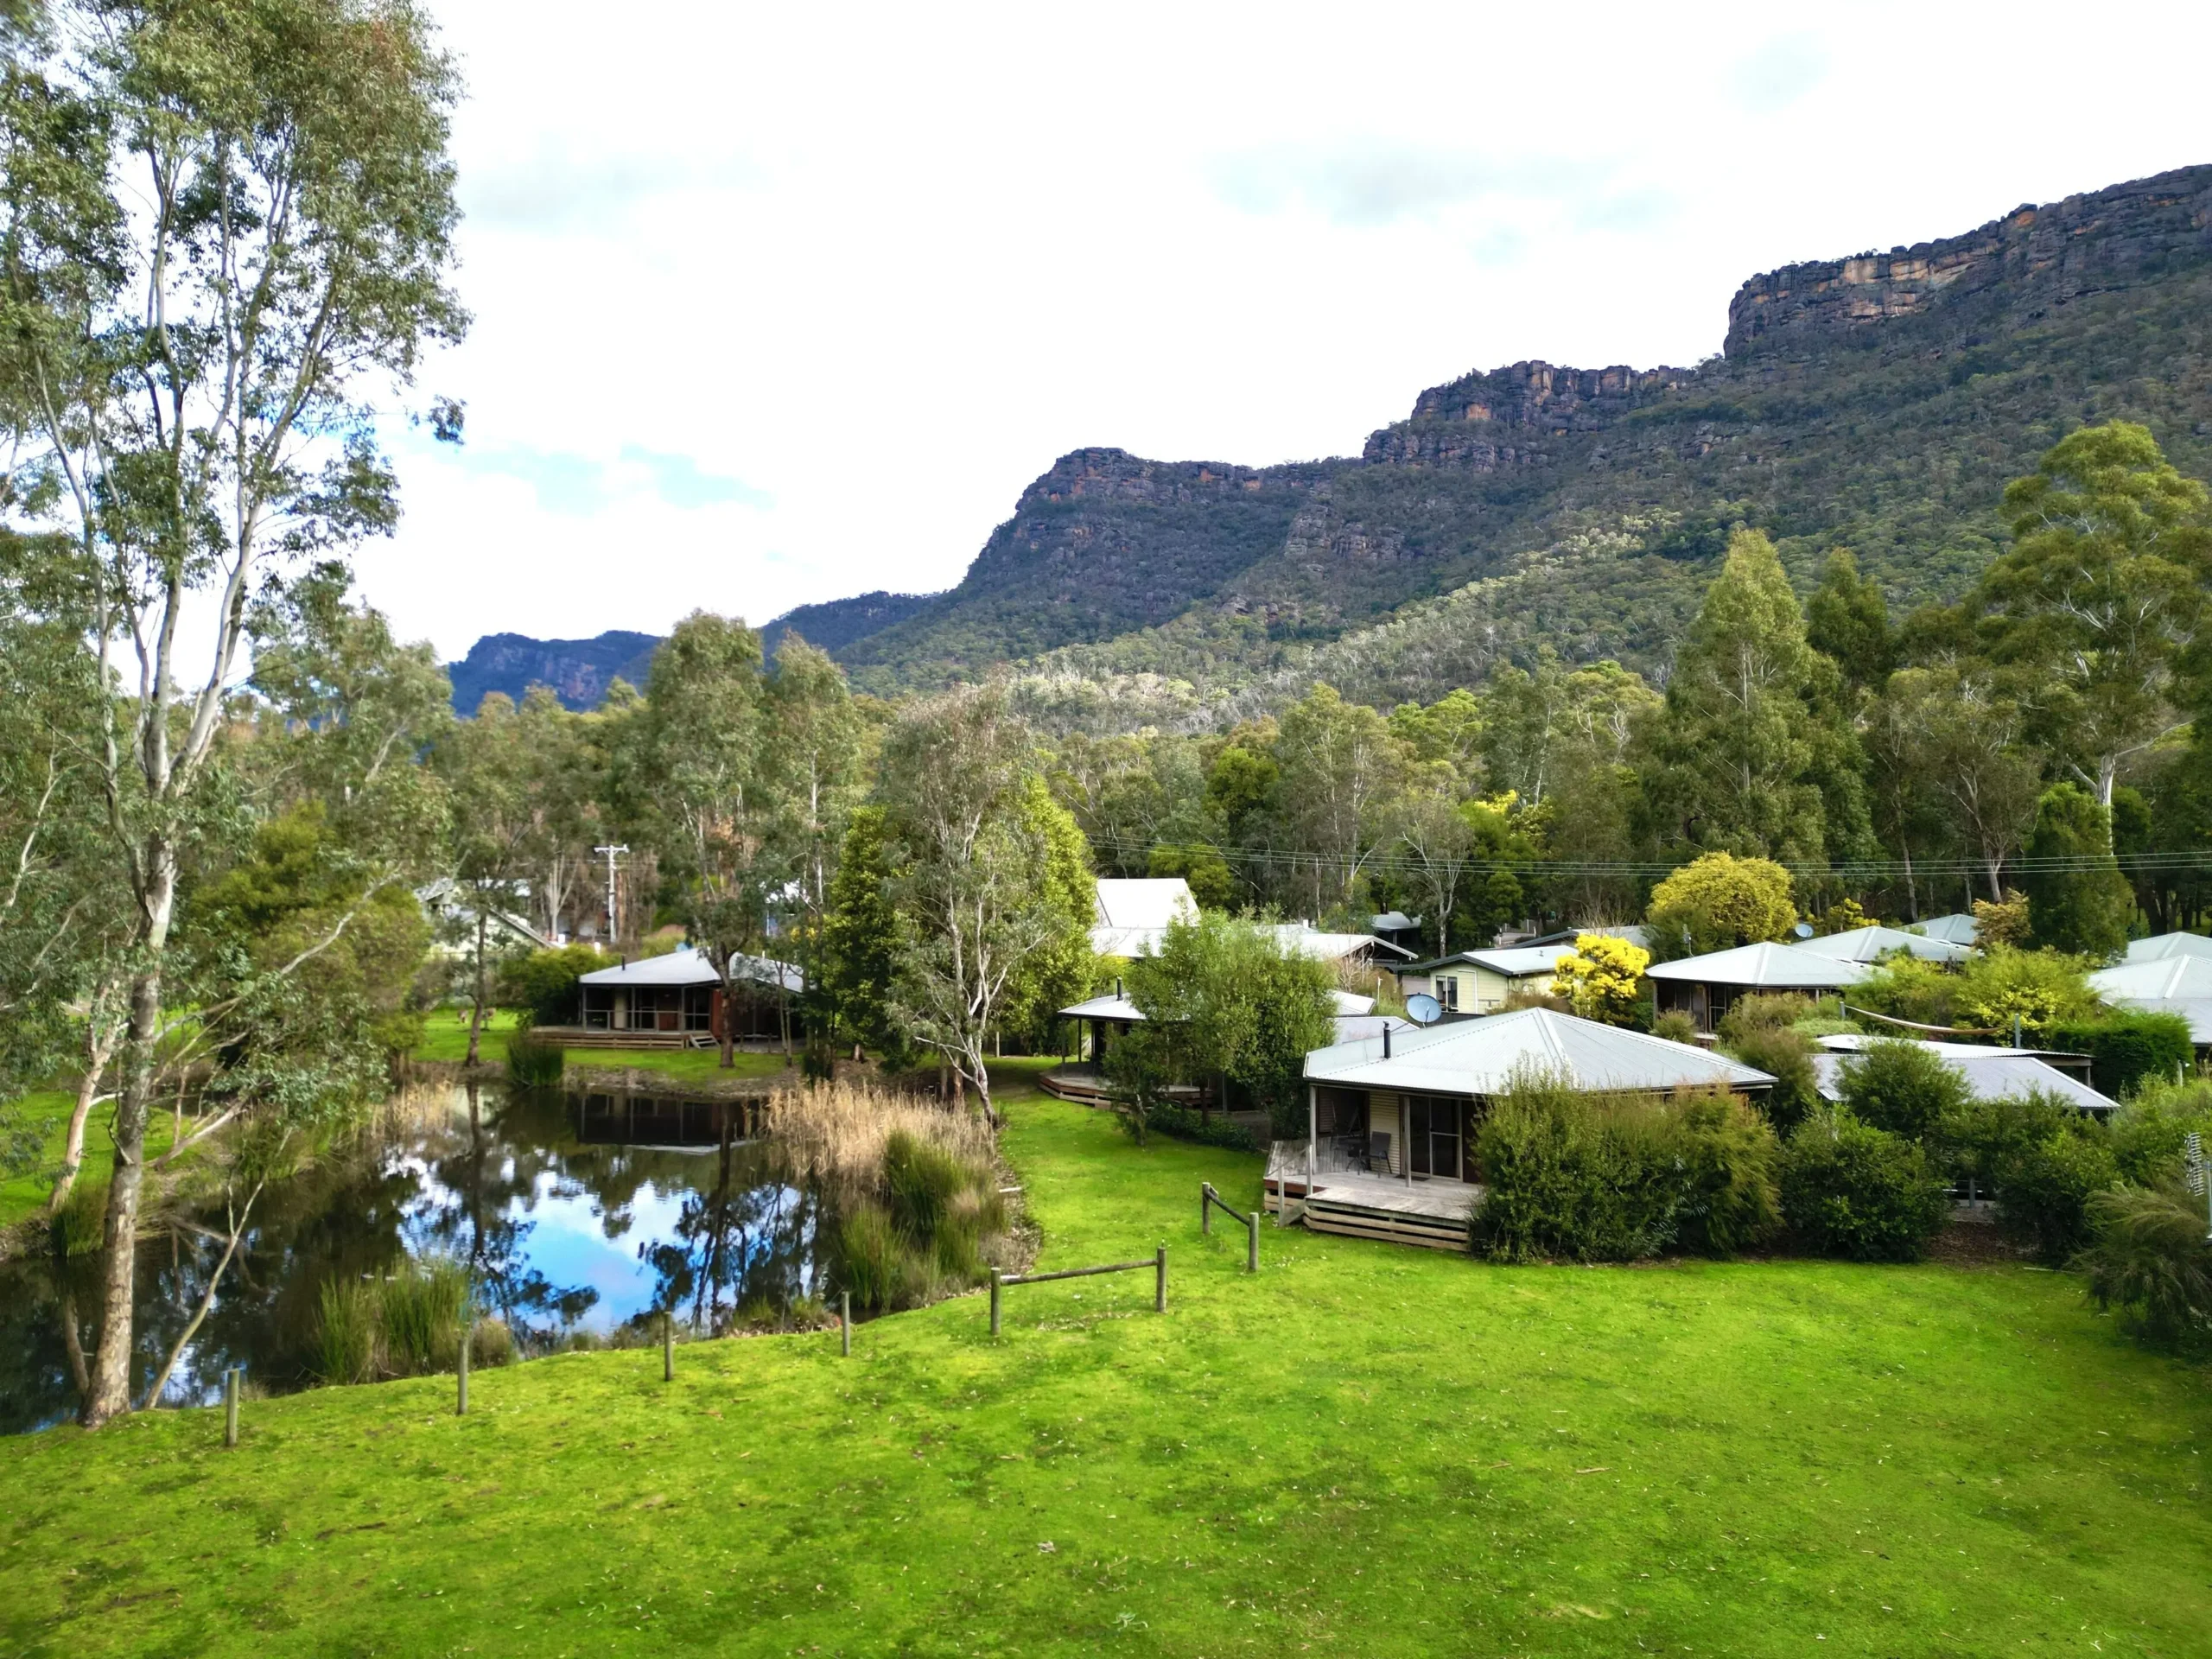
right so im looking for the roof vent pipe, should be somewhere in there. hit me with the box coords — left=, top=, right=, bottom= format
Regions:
left=1383, top=1024, right=1392, bottom=1059
left=1115, top=976, right=1123, bottom=999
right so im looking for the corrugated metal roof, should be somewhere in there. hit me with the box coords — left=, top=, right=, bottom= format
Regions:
left=2090, top=956, right=2212, bottom=1001
left=1809, top=1047, right=2115, bottom=1113
left=1059, top=993, right=1143, bottom=1021
left=1792, top=925, right=1974, bottom=964
left=1304, top=1007, right=1772, bottom=1096
left=1913, top=913, right=1980, bottom=945
left=577, top=948, right=798, bottom=992
left=1094, top=879, right=1196, bottom=931
left=1644, top=941, right=1872, bottom=989
left=2124, top=931, right=2212, bottom=963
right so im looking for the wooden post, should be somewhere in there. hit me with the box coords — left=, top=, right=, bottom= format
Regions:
left=457, top=1323, right=471, bottom=1415
left=840, top=1292, right=851, bottom=1357
left=1154, top=1245, right=1166, bottom=1313
left=988, top=1270, right=1001, bottom=1337
left=1247, top=1210, right=1258, bottom=1273
left=223, top=1367, right=238, bottom=1448
left=1306, top=1085, right=1317, bottom=1203
left=1200, top=1182, right=1212, bottom=1235
left=662, top=1313, right=674, bottom=1382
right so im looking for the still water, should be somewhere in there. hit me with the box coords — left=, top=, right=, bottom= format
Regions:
left=0, top=1082, right=827, bottom=1433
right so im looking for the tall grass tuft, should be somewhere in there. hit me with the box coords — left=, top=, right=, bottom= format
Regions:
left=51, top=1177, right=109, bottom=1257
left=765, top=1079, right=995, bottom=1197
left=314, top=1280, right=378, bottom=1384
left=378, top=1256, right=473, bottom=1374
left=505, top=1031, right=566, bottom=1088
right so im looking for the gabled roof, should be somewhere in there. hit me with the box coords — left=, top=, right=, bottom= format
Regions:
left=1912, top=913, right=1980, bottom=945
left=2089, top=955, right=2212, bottom=1001
left=2125, top=931, right=2212, bottom=963
left=1792, top=925, right=1974, bottom=964
left=577, top=947, right=799, bottom=992
left=1060, top=992, right=1143, bottom=1021
left=1331, top=989, right=1376, bottom=1015
left=1268, top=925, right=1416, bottom=962
left=1809, top=1039, right=2115, bottom=1114
left=1370, top=911, right=1422, bottom=932
left=1094, top=878, right=1197, bottom=931
left=1643, top=941, right=1872, bottom=990
left=1399, top=944, right=1573, bottom=978
left=1304, top=1007, right=1772, bottom=1096
left=1519, top=925, right=1654, bottom=950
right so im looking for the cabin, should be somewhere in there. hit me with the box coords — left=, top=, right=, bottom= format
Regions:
left=1369, top=910, right=1427, bottom=953
left=1808, top=1035, right=2113, bottom=1115
left=2088, top=950, right=2212, bottom=1055
left=1265, top=1008, right=1772, bottom=1249
left=556, top=947, right=801, bottom=1047
left=1792, top=925, right=1974, bottom=965
left=1395, top=944, right=1573, bottom=1015
left=1643, top=942, right=1871, bottom=1035
left=1913, top=913, right=1980, bottom=946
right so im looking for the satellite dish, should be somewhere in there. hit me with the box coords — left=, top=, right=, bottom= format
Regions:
left=1406, top=993, right=1443, bottom=1027
left=1793, top=923, right=1815, bottom=939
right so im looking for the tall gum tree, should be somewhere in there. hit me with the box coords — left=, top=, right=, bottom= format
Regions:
left=0, top=0, right=464, bottom=1426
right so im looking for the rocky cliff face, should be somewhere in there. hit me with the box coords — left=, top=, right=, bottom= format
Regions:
left=446, top=630, right=662, bottom=714
left=1724, top=163, right=2212, bottom=359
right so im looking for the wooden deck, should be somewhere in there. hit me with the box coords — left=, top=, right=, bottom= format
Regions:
left=1264, top=1142, right=1479, bottom=1250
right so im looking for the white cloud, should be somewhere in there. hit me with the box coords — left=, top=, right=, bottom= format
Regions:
left=353, top=0, right=2212, bottom=659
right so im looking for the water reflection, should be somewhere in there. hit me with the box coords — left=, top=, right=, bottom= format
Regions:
left=0, top=1080, right=827, bottom=1433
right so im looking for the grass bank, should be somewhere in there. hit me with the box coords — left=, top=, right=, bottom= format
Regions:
left=410, top=1008, right=791, bottom=1086
left=2, top=1064, right=2207, bottom=1656
left=0, top=1090, right=181, bottom=1240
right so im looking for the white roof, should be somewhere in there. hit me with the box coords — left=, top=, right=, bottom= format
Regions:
left=1643, top=941, right=1872, bottom=990
left=1332, top=1014, right=1416, bottom=1043
left=1304, top=1007, right=1772, bottom=1096
left=1060, top=992, right=1143, bottom=1021
left=1792, top=925, right=1974, bottom=964
left=1370, top=911, right=1421, bottom=932
left=1809, top=1039, right=2115, bottom=1114
left=1091, top=925, right=1168, bottom=958
left=2125, top=931, right=2212, bottom=963
left=1331, top=989, right=1376, bottom=1015
left=2089, top=956, right=2212, bottom=1001
left=576, top=947, right=799, bottom=992
left=1094, top=878, right=1197, bottom=931
left=1268, top=924, right=1414, bottom=963
left=1912, top=913, right=1980, bottom=945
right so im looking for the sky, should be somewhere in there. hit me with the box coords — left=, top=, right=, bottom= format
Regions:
left=362, top=1, right=2212, bottom=662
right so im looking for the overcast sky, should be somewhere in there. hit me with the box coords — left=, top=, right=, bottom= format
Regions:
left=361, top=2, right=2212, bottom=661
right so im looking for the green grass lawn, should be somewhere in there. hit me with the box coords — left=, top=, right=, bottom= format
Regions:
left=3, top=1067, right=2208, bottom=1656
left=0, top=1090, right=179, bottom=1235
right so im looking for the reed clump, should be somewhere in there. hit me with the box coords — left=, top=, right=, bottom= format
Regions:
left=310, top=1255, right=512, bottom=1385
left=764, top=1080, right=1008, bottom=1313
left=505, top=1031, right=566, bottom=1088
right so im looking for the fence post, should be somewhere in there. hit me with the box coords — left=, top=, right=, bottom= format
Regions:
left=662, top=1313, right=674, bottom=1382
left=223, top=1367, right=239, bottom=1447
left=456, top=1323, right=471, bottom=1416
left=989, top=1270, right=1002, bottom=1337
left=840, top=1292, right=851, bottom=1357
left=1247, top=1210, right=1258, bottom=1273
left=1200, top=1182, right=1212, bottom=1235
left=1154, top=1244, right=1166, bottom=1313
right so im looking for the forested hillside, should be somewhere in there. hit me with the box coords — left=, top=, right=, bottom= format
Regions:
left=838, top=164, right=2212, bottom=707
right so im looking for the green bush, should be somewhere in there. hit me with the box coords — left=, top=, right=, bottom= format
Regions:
left=496, top=943, right=612, bottom=1027
left=1836, top=1039, right=1967, bottom=1142
left=1952, top=1091, right=2120, bottom=1263
left=1650, top=1010, right=1699, bottom=1046
left=2047, top=1013, right=2196, bottom=1101
left=505, top=1031, right=566, bottom=1088
left=1716, top=993, right=1815, bottom=1046
left=2080, top=1180, right=2212, bottom=1348
left=2107, top=1080, right=2212, bottom=1185
left=1723, top=1026, right=1821, bottom=1135
left=1469, top=1077, right=1779, bottom=1262
left=1779, top=1112, right=1952, bottom=1262
left=377, top=1257, right=474, bottom=1376
left=834, top=1204, right=903, bottom=1311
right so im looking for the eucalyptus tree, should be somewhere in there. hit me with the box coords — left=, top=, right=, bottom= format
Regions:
left=0, top=0, right=465, bottom=1427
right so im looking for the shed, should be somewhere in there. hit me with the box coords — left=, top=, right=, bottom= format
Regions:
left=1644, top=942, right=1870, bottom=1034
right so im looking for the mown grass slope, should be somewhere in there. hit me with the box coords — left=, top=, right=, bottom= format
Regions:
left=2, top=1071, right=2206, bottom=1656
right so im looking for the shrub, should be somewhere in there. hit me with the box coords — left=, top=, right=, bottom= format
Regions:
left=1644, top=852, right=1796, bottom=959
left=377, top=1257, right=473, bottom=1375
left=1951, top=1091, right=2120, bottom=1262
left=2107, top=1080, right=2212, bottom=1185
left=1552, top=933, right=1651, bottom=1026
left=1780, top=1112, right=1952, bottom=1262
left=884, top=1128, right=967, bottom=1241
left=836, top=1202, right=906, bottom=1312
left=1717, top=994, right=1815, bottom=1046
left=1469, top=1076, right=1780, bottom=1262
left=2080, top=1180, right=2212, bottom=1347
left=496, top=943, right=612, bottom=1027
left=1670, top=1091, right=1784, bottom=1255
left=1650, top=1010, right=1699, bottom=1046
left=1723, top=1026, right=1821, bottom=1136
left=505, top=1031, right=566, bottom=1088
left=1836, top=1039, right=1967, bottom=1142
left=1853, top=946, right=2099, bottom=1036
left=2046, top=1013, right=2195, bottom=1101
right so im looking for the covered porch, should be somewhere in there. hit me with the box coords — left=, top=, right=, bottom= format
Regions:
left=1262, top=1083, right=1483, bottom=1251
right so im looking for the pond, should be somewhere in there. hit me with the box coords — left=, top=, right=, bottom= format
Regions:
left=0, top=1081, right=830, bottom=1433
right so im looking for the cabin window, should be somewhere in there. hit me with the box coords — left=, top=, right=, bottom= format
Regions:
left=1408, top=1094, right=1465, bottom=1181
left=1437, top=975, right=1459, bottom=1012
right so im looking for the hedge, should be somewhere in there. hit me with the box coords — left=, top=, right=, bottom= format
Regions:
left=2048, top=1012, right=2195, bottom=1099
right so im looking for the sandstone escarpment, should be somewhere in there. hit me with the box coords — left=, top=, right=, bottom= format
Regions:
left=1724, top=163, right=2212, bottom=359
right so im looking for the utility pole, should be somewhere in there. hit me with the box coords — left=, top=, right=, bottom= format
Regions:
left=594, top=843, right=629, bottom=946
